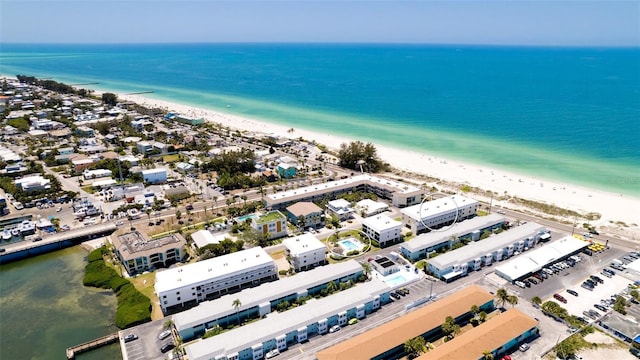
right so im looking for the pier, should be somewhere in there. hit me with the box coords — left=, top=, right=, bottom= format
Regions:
left=69, top=82, right=100, bottom=86
left=66, top=332, right=119, bottom=359
left=125, top=91, right=154, bottom=95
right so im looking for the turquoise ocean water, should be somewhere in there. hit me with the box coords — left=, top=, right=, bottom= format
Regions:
left=1, top=43, right=638, bottom=196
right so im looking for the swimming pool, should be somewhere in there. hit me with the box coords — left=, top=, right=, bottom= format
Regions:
left=384, top=273, right=410, bottom=287
left=237, top=214, right=257, bottom=223
left=338, top=238, right=364, bottom=252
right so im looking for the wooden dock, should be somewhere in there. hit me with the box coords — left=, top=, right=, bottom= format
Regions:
left=125, top=91, right=154, bottom=95
left=66, top=333, right=119, bottom=359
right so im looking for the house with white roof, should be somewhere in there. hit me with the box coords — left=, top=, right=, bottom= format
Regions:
left=356, top=198, right=389, bottom=217
left=14, top=175, right=51, bottom=192
left=361, top=214, right=402, bottom=248
left=400, top=195, right=479, bottom=235
left=283, top=233, right=327, bottom=272
left=155, top=247, right=278, bottom=314
left=327, top=199, right=354, bottom=221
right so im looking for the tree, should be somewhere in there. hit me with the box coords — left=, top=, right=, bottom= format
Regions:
left=531, top=296, right=542, bottom=307
left=337, top=141, right=387, bottom=173
left=232, top=298, right=242, bottom=325
left=102, top=92, right=118, bottom=106
left=613, top=295, right=627, bottom=315
left=361, top=262, right=371, bottom=279
left=241, top=195, right=247, bottom=207
left=145, top=208, right=152, bottom=222
left=507, top=295, right=518, bottom=308
left=326, top=280, right=338, bottom=294
left=495, top=288, right=510, bottom=310
left=441, top=316, right=460, bottom=339
left=555, top=334, right=581, bottom=359
left=404, top=336, right=426, bottom=358
left=482, top=350, right=494, bottom=360
left=296, top=215, right=306, bottom=231
left=470, top=304, right=480, bottom=316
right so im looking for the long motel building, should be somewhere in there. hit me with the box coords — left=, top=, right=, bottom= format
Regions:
left=427, top=222, right=547, bottom=282
left=264, top=174, right=424, bottom=210
left=400, top=195, right=479, bottom=235
left=172, top=260, right=365, bottom=341
left=400, top=214, right=506, bottom=261
left=185, top=279, right=391, bottom=360
left=155, top=247, right=278, bottom=314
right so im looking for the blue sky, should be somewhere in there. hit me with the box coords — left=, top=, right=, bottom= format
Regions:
left=1, top=1, right=638, bottom=46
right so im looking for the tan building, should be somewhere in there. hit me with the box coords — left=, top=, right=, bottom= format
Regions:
left=112, top=231, right=187, bottom=275
left=286, top=201, right=325, bottom=229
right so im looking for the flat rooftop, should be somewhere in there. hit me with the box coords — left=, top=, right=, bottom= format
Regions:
left=401, top=195, right=478, bottom=221
left=155, top=247, right=274, bottom=294
left=428, top=222, right=545, bottom=270
left=416, top=308, right=538, bottom=360
left=113, top=231, right=185, bottom=257
left=172, top=260, right=363, bottom=332
left=362, top=214, right=402, bottom=232
left=255, top=210, right=285, bottom=224
left=315, top=285, right=494, bottom=360
left=282, top=233, right=326, bottom=256
left=402, top=214, right=506, bottom=253
left=186, top=279, right=390, bottom=360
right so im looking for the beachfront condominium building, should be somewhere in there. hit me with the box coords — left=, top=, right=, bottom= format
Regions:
left=252, top=210, right=287, bottom=240
left=316, top=285, right=495, bottom=360
left=283, top=233, right=327, bottom=272
left=112, top=231, right=187, bottom=276
left=285, top=201, right=325, bottom=230
left=361, top=214, right=402, bottom=248
left=172, top=260, right=365, bottom=341
left=155, top=247, right=278, bottom=314
left=264, top=174, right=424, bottom=210
left=185, top=279, right=391, bottom=360
left=400, top=214, right=506, bottom=261
left=427, top=222, right=546, bottom=282
left=400, top=195, right=479, bottom=235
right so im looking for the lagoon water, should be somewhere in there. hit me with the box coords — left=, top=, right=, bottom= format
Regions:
left=0, top=246, right=120, bottom=360
left=1, top=43, right=639, bottom=196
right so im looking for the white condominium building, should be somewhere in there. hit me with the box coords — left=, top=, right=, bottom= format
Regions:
left=155, top=247, right=277, bottom=314
left=283, top=233, right=327, bottom=272
left=361, top=214, right=402, bottom=248
left=400, top=195, right=479, bottom=235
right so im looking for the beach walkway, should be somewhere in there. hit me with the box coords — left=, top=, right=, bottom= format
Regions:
left=65, top=332, right=119, bottom=359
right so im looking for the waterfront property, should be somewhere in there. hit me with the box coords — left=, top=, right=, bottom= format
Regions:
left=111, top=231, right=187, bottom=275
left=400, top=214, right=506, bottom=261
left=185, top=279, right=391, bottom=360
left=285, top=201, right=325, bottom=229
left=264, top=174, right=424, bottom=210
left=400, top=195, right=479, bottom=235
left=416, top=308, right=539, bottom=360
left=427, top=222, right=546, bottom=282
left=361, top=213, right=402, bottom=248
left=155, top=247, right=278, bottom=314
left=283, top=233, right=327, bottom=272
left=172, top=260, right=365, bottom=341
left=315, top=285, right=495, bottom=360
left=252, top=211, right=287, bottom=240
left=494, top=235, right=588, bottom=282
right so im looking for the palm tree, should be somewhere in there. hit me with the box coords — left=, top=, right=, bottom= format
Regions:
left=531, top=296, right=542, bottom=307
left=361, top=262, right=372, bottom=280
left=482, top=350, right=494, bottom=360
left=232, top=298, right=242, bottom=325
left=495, top=288, right=509, bottom=310
left=507, top=294, right=518, bottom=308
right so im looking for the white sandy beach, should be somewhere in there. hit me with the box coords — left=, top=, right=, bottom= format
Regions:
left=120, top=93, right=640, bottom=239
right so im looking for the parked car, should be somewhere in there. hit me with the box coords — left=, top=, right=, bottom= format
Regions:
left=567, top=289, right=579, bottom=297
left=522, top=279, right=531, bottom=287
left=519, top=343, right=530, bottom=352
left=123, top=334, right=138, bottom=343
left=554, top=293, right=568, bottom=304
left=265, top=349, right=281, bottom=359
left=594, top=304, right=608, bottom=312
left=528, top=277, right=538, bottom=285
left=590, top=275, right=604, bottom=284
left=160, top=343, right=175, bottom=353
left=581, top=282, right=594, bottom=291
left=159, top=330, right=172, bottom=340
left=515, top=281, right=526, bottom=288
left=348, top=318, right=359, bottom=325
left=600, top=270, right=612, bottom=278
left=329, top=325, right=341, bottom=333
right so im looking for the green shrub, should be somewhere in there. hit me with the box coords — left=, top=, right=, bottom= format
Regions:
left=87, top=246, right=106, bottom=263
left=83, top=260, right=118, bottom=288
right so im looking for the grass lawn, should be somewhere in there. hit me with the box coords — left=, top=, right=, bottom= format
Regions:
left=129, top=272, right=163, bottom=320
left=163, top=154, right=180, bottom=163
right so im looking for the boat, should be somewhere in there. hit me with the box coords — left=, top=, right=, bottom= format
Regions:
left=1, top=230, right=11, bottom=240
left=19, top=220, right=36, bottom=235
left=10, top=228, right=20, bottom=237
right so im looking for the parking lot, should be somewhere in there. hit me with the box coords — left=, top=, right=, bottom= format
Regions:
left=120, top=319, right=176, bottom=360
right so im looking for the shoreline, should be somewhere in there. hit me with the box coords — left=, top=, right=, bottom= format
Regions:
left=117, top=92, right=640, bottom=233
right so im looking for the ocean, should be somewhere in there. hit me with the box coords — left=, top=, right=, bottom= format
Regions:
left=1, top=43, right=639, bottom=196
